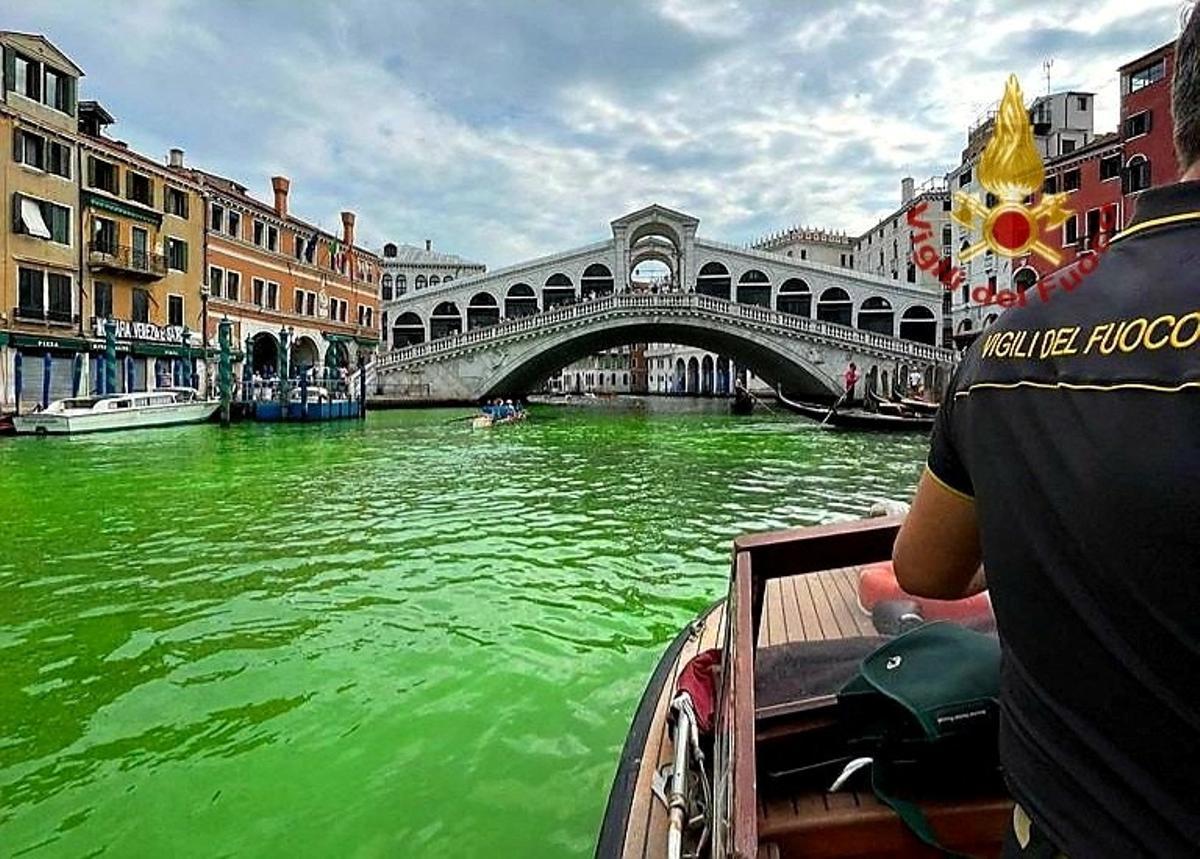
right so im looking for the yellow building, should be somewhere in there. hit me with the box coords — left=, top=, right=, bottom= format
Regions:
left=76, top=102, right=207, bottom=393
left=0, top=32, right=84, bottom=409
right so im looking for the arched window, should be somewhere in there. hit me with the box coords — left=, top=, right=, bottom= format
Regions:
left=395, top=274, right=407, bottom=295
left=505, top=283, right=538, bottom=318
left=430, top=301, right=462, bottom=340
left=391, top=312, right=424, bottom=348
left=816, top=287, right=852, bottom=326
left=429, top=275, right=441, bottom=287
left=1013, top=267, right=1038, bottom=294
left=543, top=273, right=575, bottom=309
left=467, top=292, right=500, bottom=330
left=1125, top=154, right=1151, bottom=193
left=383, top=243, right=398, bottom=258
left=581, top=263, right=614, bottom=297
left=696, top=262, right=731, bottom=300
left=415, top=275, right=427, bottom=290
left=442, top=275, right=453, bottom=284
left=776, top=278, right=811, bottom=317
left=736, top=269, right=771, bottom=307
left=381, top=273, right=393, bottom=301
left=858, top=297, right=894, bottom=336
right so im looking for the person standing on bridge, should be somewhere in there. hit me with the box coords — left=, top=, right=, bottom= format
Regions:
left=894, top=12, right=1200, bottom=856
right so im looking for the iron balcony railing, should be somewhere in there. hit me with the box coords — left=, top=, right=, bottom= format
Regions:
left=88, top=241, right=167, bottom=278
left=369, top=293, right=956, bottom=378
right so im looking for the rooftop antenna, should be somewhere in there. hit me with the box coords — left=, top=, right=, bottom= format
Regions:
left=1043, top=58, right=1054, bottom=95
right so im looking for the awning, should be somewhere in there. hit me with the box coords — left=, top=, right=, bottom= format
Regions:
left=322, top=332, right=354, bottom=343
left=82, top=191, right=162, bottom=226
left=11, top=333, right=91, bottom=351
left=20, top=197, right=52, bottom=239
left=0, top=332, right=8, bottom=347
left=354, top=336, right=380, bottom=347
left=131, top=342, right=194, bottom=358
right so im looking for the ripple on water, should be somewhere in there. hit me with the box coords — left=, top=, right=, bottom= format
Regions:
left=0, top=402, right=926, bottom=856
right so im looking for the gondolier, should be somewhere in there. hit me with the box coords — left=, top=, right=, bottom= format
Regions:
left=894, top=13, right=1200, bottom=857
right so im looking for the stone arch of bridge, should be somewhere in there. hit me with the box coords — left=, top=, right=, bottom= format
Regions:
left=474, top=317, right=842, bottom=400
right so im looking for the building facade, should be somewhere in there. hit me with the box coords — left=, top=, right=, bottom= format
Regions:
left=0, top=32, right=84, bottom=408
left=175, top=168, right=381, bottom=379
left=752, top=226, right=855, bottom=269
left=380, top=240, right=485, bottom=349
left=1119, top=43, right=1178, bottom=218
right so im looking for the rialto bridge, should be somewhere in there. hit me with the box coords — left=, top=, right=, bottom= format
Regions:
left=367, top=205, right=957, bottom=402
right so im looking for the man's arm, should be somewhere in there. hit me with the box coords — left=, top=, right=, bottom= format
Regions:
left=893, top=469, right=984, bottom=600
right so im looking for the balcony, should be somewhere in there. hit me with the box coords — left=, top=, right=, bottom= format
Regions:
left=13, top=306, right=78, bottom=326
left=88, top=241, right=167, bottom=280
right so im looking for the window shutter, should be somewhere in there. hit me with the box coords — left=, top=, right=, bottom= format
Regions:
left=87, top=155, right=95, bottom=187
left=181, top=241, right=188, bottom=272
left=3, top=48, right=13, bottom=93
left=12, top=192, right=22, bottom=233
left=12, top=128, right=21, bottom=164
left=1145, top=110, right=1153, bottom=133
left=125, top=171, right=133, bottom=200
left=64, top=77, right=76, bottom=116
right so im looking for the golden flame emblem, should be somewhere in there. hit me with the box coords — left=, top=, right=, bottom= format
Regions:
left=953, top=75, right=1072, bottom=265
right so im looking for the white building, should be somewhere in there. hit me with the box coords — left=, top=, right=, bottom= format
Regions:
left=379, top=240, right=485, bottom=349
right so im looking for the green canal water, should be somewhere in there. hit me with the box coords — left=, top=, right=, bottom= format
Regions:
left=0, top=401, right=928, bottom=858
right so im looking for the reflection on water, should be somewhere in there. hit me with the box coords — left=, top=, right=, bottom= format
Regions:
left=0, top=400, right=926, bottom=857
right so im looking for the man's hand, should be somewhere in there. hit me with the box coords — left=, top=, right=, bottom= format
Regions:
left=893, top=468, right=983, bottom=600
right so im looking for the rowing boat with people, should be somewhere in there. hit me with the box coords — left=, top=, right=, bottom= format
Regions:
left=597, top=516, right=1008, bottom=858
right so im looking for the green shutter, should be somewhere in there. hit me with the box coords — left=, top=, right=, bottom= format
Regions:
left=181, top=240, right=188, bottom=272
left=86, top=155, right=95, bottom=186
left=125, top=171, right=133, bottom=200
left=11, top=126, right=21, bottom=164
left=12, top=192, right=21, bottom=233
left=3, top=48, right=13, bottom=93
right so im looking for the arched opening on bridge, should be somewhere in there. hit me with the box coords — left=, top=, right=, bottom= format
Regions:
left=686, top=356, right=700, bottom=394
left=632, top=259, right=671, bottom=291
left=899, top=306, right=937, bottom=345
left=777, top=278, right=811, bottom=317
left=1013, top=266, right=1038, bottom=294
left=581, top=263, right=615, bottom=299
left=430, top=302, right=462, bottom=340
left=467, top=292, right=500, bottom=330
left=697, top=262, right=731, bottom=301
left=325, top=340, right=350, bottom=370
left=674, top=357, right=686, bottom=394
left=701, top=355, right=714, bottom=395
left=817, top=287, right=852, bottom=326
left=983, top=313, right=998, bottom=328
left=958, top=319, right=973, bottom=333
left=292, top=335, right=320, bottom=373
left=392, top=312, right=425, bottom=348
left=250, top=331, right=279, bottom=375
left=505, top=283, right=538, bottom=319
left=858, top=297, right=894, bottom=336
left=736, top=270, right=771, bottom=307
left=543, top=273, right=575, bottom=309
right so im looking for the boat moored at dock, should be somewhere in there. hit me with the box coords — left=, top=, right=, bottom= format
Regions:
left=12, top=388, right=219, bottom=435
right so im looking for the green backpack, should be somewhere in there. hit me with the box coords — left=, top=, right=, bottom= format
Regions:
left=835, top=622, right=1003, bottom=856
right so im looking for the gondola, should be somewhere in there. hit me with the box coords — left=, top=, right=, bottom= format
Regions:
left=777, top=391, right=934, bottom=433
left=870, top=390, right=940, bottom=417
left=597, top=517, right=1010, bottom=858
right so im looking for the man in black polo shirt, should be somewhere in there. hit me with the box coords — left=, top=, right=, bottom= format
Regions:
left=893, top=10, right=1200, bottom=857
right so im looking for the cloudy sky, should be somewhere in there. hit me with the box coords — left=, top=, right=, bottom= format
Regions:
left=9, top=0, right=1189, bottom=267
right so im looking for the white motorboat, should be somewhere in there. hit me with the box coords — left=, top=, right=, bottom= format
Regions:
left=13, top=388, right=219, bottom=435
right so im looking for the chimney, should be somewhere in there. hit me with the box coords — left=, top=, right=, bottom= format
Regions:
left=272, top=176, right=290, bottom=218
left=341, top=211, right=356, bottom=248
left=168, top=148, right=185, bottom=168
left=901, top=177, right=915, bottom=204
left=425, top=239, right=432, bottom=252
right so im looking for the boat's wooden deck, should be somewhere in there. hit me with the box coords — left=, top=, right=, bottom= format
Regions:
left=618, top=567, right=866, bottom=858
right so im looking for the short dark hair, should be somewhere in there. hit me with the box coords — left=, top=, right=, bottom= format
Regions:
left=1176, top=3, right=1200, bottom=169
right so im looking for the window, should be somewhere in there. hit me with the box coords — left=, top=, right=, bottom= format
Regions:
left=13, top=129, right=45, bottom=169
left=47, top=273, right=71, bottom=321
left=17, top=268, right=44, bottom=317
left=164, top=187, right=188, bottom=218
left=1077, top=96, right=1088, bottom=111
left=800, top=249, right=807, bottom=260
left=1124, top=157, right=1152, bottom=194
left=253, top=278, right=265, bottom=307
left=840, top=253, right=846, bottom=267
left=253, top=220, right=264, bottom=246
left=91, top=216, right=116, bottom=253
left=306, top=292, right=315, bottom=316
left=1064, top=215, right=1079, bottom=246
left=227, top=210, right=240, bottom=238
left=12, top=53, right=41, bottom=100
left=43, top=66, right=74, bottom=113
left=168, top=295, right=184, bottom=327
left=267, top=225, right=278, bottom=252
left=127, top=171, right=153, bottom=206
left=1060, top=139, right=1076, bottom=155
left=132, top=289, right=150, bottom=323
left=267, top=282, right=278, bottom=309
left=226, top=271, right=241, bottom=302
left=88, top=156, right=119, bottom=194
left=381, top=274, right=393, bottom=301
left=1100, top=154, right=1121, bottom=181
left=1124, top=111, right=1151, bottom=139
left=958, top=168, right=972, bottom=187
left=942, top=199, right=951, bottom=211
left=47, top=141, right=70, bottom=178
left=1043, top=175, right=1058, bottom=194
left=1128, top=59, right=1166, bottom=93
left=165, top=237, right=188, bottom=271
left=94, top=281, right=113, bottom=319
left=294, top=289, right=305, bottom=314
left=1063, top=169, right=1081, bottom=192
left=396, top=274, right=407, bottom=295
left=1086, top=209, right=1101, bottom=245
left=209, top=266, right=223, bottom=299
left=366, top=307, right=373, bottom=327
left=210, top=203, right=224, bottom=232
left=13, top=194, right=70, bottom=244
left=358, top=304, right=365, bottom=325
left=941, top=225, right=952, bottom=248
left=415, top=275, right=427, bottom=289
left=294, top=233, right=304, bottom=260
